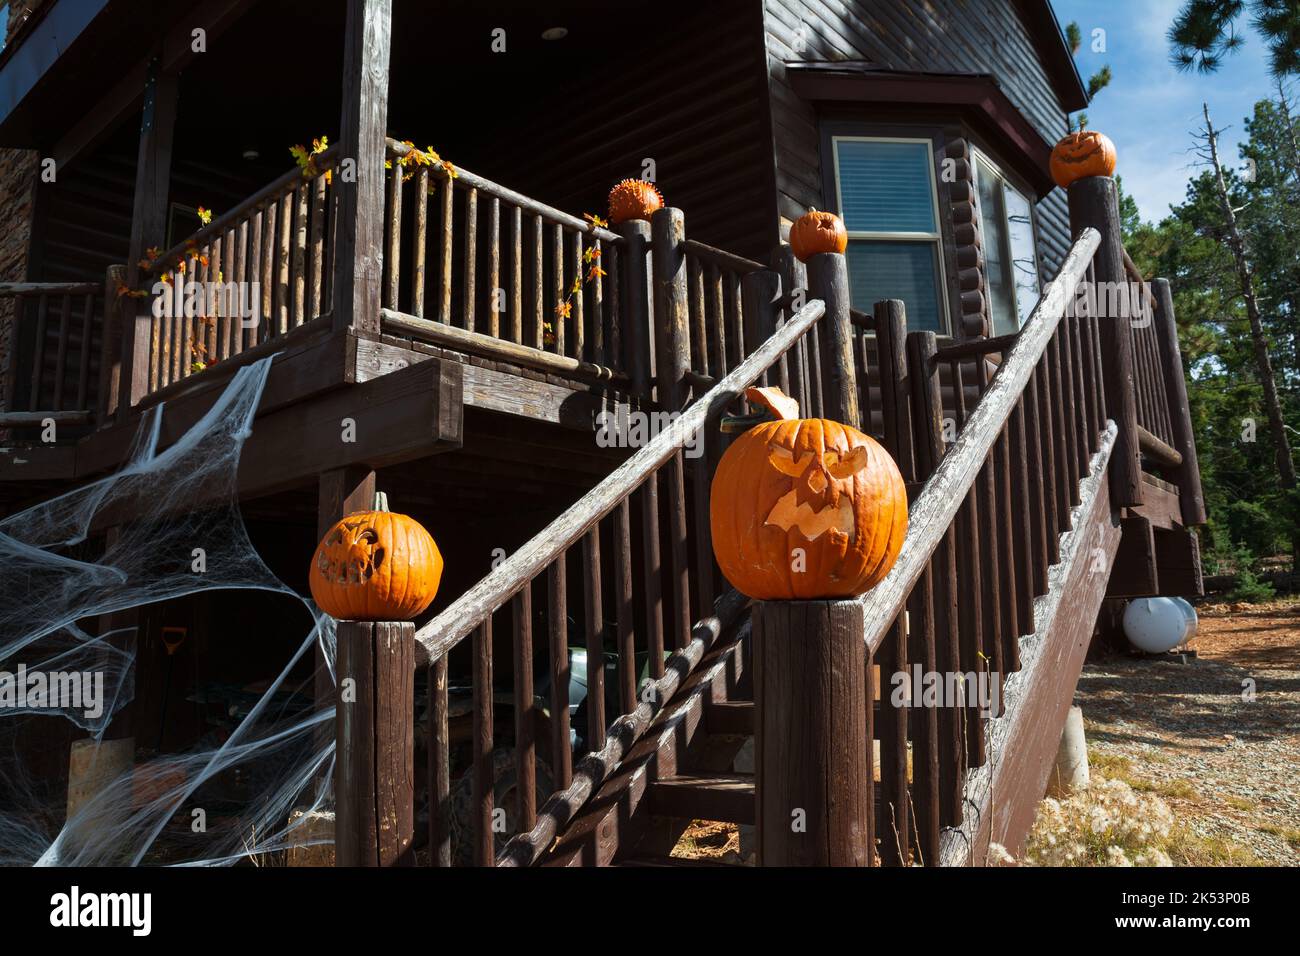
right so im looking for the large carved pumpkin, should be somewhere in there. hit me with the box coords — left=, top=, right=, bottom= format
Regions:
left=1050, top=129, right=1117, bottom=188
left=309, top=492, right=442, bottom=620
left=710, top=387, right=907, bottom=600
left=608, top=179, right=664, bottom=224
left=789, top=209, right=848, bottom=263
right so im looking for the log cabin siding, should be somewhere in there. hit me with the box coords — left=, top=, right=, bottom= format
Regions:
left=762, top=0, right=1073, bottom=280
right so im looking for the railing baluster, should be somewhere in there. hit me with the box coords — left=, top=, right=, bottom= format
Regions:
left=907, top=568, right=940, bottom=864
left=512, top=586, right=536, bottom=836
left=547, top=556, right=572, bottom=789
left=511, top=206, right=522, bottom=344
left=532, top=214, right=543, bottom=349
left=439, top=176, right=453, bottom=325
left=709, top=264, right=727, bottom=378
left=571, top=229, right=583, bottom=361
left=552, top=223, right=564, bottom=356
left=28, top=294, right=48, bottom=409
left=1058, top=322, right=1082, bottom=506
left=641, top=471, right=665, bottom=679
left=259, top=201, right=275, bottom=345
left=427, top=654, right=450, bottom=867
left=667, top=451, right=691, bottom=650
left=294, top=183, right=308, bottom=326
left=463, top=186, right=478, bottom=333
left=310, top=174, right=327, bottom=321
left=411, top=167, right=428, bottom=318
left=1032, top=365, right=1061, bottom=564
left=52, top=294, right=70, bottom=410
left=472, top=617, right=494, bottom=867
left=1069, top=316, right=1090, bottom=479
left=75, top=293, right=94, bottom=411
left=277, top=192, right=292, bottom=334
left=689, top=256, right=706, bottom=379
left=487, top=196, right=500, bottom=338
left=614, top=497, right=636, bottom=714
left=603, top=240, right=618, bottom=371
left=384, top=166, right=402, bottom=311
left=582, top=526, right=605, bottom=752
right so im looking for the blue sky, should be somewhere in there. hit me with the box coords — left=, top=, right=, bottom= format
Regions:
left=1053, top=0, right=1284, bottom=224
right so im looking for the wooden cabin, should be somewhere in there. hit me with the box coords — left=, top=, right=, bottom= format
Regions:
left=0, top=0, right=1204, bottom=867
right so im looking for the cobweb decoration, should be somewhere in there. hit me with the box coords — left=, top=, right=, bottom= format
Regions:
left=0, top=358, right=338, bottom=866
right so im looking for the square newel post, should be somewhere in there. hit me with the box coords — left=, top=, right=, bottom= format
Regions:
left=650, top=207, right=689, bottom=412
left=616, top=219, right=653, bottom=400
left=335, top=619, right=416, bottom=866
left=1068, top=176, right=1142, bottom=507
left=333, top=0, right=393, bottom=336
left=754, top=600, right=871, bottom=866
left=805, top=252, right=860, bottom=429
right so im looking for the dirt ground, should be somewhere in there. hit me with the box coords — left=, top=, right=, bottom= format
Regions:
left=1074, top=597, right=1300, bottom=865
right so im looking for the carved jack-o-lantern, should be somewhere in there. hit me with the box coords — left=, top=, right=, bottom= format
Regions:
left=309, top=493, right=442, bottom=621
left=710, top=387, right=907, bottom=600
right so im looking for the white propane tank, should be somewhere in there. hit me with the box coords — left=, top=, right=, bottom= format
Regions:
left=1123, top=597, right=1198, bottom=653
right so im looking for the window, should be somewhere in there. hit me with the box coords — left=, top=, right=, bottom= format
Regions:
left=974, top=152, right=1041, bottom=336
left=831, top=137, right=947, bottom=334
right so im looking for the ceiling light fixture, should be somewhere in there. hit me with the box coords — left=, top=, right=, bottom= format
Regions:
left=541, top=27, right=568, bottom=41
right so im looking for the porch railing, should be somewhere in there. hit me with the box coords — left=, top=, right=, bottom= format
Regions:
left=134, top=145, right=342, bottom=398
left=0, top=281, right=104, bottom=430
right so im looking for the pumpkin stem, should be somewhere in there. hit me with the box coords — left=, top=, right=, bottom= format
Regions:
left=745, top=385, right=800, bottom=421
left=373, top=491, right=390, bottom=512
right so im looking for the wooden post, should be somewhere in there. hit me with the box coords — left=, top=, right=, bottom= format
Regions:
left=332, top=0, right=392, bottom=335
left=616, top=220, right=652, bottom=400
left=754, top=600, right=870, bottom=866
left=335, top=619, right=416, bottom=866
left=873, top=298, right=912, bottom=865
left=98, top=265, right=126, bottom=425
left=118, top=58, right=177, bottom=417
left=651, top=207, right=689, bottom=412
left=1151, top=278, right=1207, bottom=526
left=806, top=252, right=860, bottom=428
left=1068, top=176, right=1142, bottom=506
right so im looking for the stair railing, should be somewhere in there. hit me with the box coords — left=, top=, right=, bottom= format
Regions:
left=332, top=288, right=832, bottom=866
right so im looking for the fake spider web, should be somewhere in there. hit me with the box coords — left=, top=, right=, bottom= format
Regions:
left=0, top=357, right=339, bottom=866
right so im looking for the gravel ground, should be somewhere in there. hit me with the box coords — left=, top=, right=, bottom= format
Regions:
left=1074, top=598, right=1300, bottom=866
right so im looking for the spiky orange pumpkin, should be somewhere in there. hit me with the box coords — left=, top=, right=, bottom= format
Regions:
left=309, top=492, right=442, bottom=620
left=1050, top=129, right=1117, bottom=188
left=710, top=387, right=907, bottom=600
left=789, top=209, right=848, bottom=263
left=608, top=179, right=664, bottom=224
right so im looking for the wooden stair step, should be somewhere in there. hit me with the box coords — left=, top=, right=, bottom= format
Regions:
left=647, top=773, right=755, bottom=825
left=703, top=699, right=753, bottom=735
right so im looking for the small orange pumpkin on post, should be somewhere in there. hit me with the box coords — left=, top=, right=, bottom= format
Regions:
left=309, top=492, right=443, bottom=621
left=710, top=386, right=907, bottom=600
left=1050, top=129, right=1117, bottom=188
left=607, top=178, right=664, bottom=224
left=788, top=209, right=848, bottom=263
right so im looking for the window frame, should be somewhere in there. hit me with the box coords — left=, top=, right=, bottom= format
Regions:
left=828, top=134, right=952, bottom=336
left=971, top=146, right=1042, bottom=335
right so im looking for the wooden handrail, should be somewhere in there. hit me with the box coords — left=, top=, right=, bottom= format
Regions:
left=856, top=227, right=1101, bottom=653
left=142, top=146, right=341, bottom=278
left=0, top=282, right=99, bottom=296
left=381, top=309, right=628, bottom=386
left=681, top=238, right=764, bottom=275
left=385, top=139, right=622, bottom=245
left=1137, top=424, right=1183, bottom=469
left=412, top=295, right=828, bottom=664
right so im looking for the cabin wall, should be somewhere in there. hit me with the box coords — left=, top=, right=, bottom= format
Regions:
left=0, top=0, right=51, bottom=426
left=476, top=0, right=776, bottom=262
left=761, top=0, right=1073, bottom=279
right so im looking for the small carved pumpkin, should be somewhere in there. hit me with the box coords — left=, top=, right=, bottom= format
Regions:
left=710, top=387, right=907, bottom=600
left=789, top=209, right=848, bottom=263
left=309, top=492, right=442, bottom=620
left=607, top=179, right=664, bottom=224
left=1050, top=130, right=1117, bottom=188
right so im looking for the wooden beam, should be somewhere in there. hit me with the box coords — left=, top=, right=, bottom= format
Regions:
left=1138, top=424, right=1182, bottom=469
left=1130, top=473, right=1182, bottom=531
left=1154, top=527, right=1203, bottom=597
left=333, top=0, right=392, bottom=334
left=1107, top=516, right=1158, bottom=598
left=118, top=57, right=178, bottom=417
